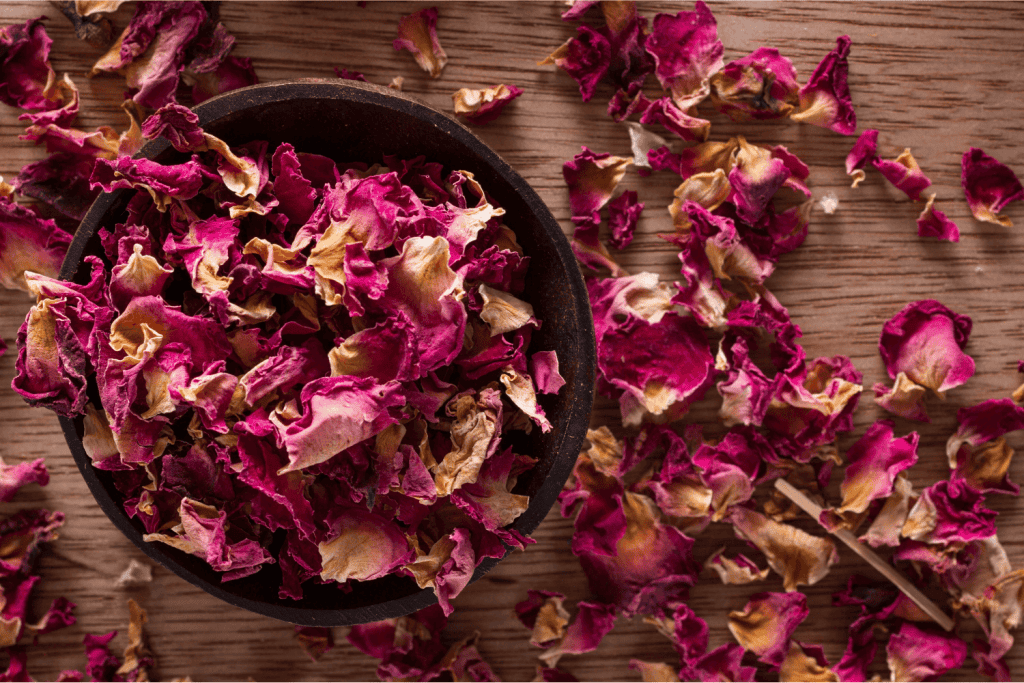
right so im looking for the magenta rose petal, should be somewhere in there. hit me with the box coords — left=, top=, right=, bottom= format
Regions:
left=791, top=36, right=856, bottom=135
left=879, top=299, right=974, bottom=396
left=961, top=147, right=1024, bottom=226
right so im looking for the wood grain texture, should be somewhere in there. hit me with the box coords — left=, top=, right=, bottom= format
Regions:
left=0, top=1, right=1022, bottom=680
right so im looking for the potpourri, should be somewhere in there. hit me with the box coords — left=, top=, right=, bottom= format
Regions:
left=1, top=1, right=1024, bottom=681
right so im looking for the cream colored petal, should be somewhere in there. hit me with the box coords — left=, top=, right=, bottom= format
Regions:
left=479, top=284, right=535, bottom=336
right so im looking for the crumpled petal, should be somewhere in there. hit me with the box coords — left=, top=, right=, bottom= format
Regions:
left=780, top=642, right=838, bottom=683
left=710, top=47, right=799, bottom=122
left=845, top=129, right=878, bottom=187
left=873, top=372, right=930, bottom=422
left=318, top=507, right=415, bottom=584
left=946, top=398, right=1024, bottom=469
left=645, top=2, right=723, bottom=111
left=90, top=1, right=208, bottom=109
left=452, top=84, right=523, bottom=124
left=820, top=420, right=918, bottom=531
left=563, top=146, right=633, bottom=224
left=790, top=36, right=855, bottom=135
left=871, top=148, right=932, bottom=201
left=539, top=26, right=610, bottom=103
left=886, top=622, right=968, bottom=682
left=537, top=600, right=617, bottom=668
left=638, top=96, right=710, bottom=142
left=607, top=189, right=643, bottom=250
left=962, top=147, right=1024, bottom=227
left=879, top=299, right=974, bottom=396
left=143, top=498, right=273, bottom=580
left=0, top=457, right=48, bottom=502
left=901, top=479, right=998, bottom=545
left=916, top=193, right=960, bottom=242
left=704, top=548, right=769, bottom=585
left=729, top=506, right=839, bottom=591
left=393, top=7, right=447, bottom=79
left=271, top=375, right=407, bottom=474
left=0, top=195, right=73, bottom=291
left=951, top=437, right=1018, bottom=497
left=0, top=17, right=58, bottom=111
left=295, top=625, right=334, bottom=663
left=728, top=591, right=809, bottom=667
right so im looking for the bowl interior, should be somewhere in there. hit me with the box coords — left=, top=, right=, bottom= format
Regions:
left=59, top=80, right=595, bottom=626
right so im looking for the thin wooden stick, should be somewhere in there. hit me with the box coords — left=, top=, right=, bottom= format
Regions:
left=774, top=478, right=955, bottom=631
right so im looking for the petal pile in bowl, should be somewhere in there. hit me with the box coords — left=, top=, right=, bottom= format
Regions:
left=14, top=102, right=565, bottom=615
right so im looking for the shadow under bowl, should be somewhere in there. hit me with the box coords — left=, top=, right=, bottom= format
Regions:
left=57, top=80, right=595, bottom=626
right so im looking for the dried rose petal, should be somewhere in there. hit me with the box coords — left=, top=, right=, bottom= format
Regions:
left=638, top=96, right=710, bottom=142
left=705, top=548, right=769, bottom=585
left=961, top=147, right=1024, bottom=226
left=951, top=438, right=1018, bottom=496
left=607, top=190, right=643, bottom=250
left=871, top=148, right=931, bottom=201
left=91, top=2, right=207, bottom=109
left=916, top=193, right=960, bottom=242
left=452, top=84, right=523, bottom=124
left=941, top=536, right=1020, bottom=667
left=710, top=47, right=800, bottom=122
left=0, top=195, right=73, bottom=291
left=728, top=591, right=808, bottom=667
left=845, top=129, right=878, bottom=187
left=790, top=36, right=855, bottom=135
left=573, top=489, right=700, bottom=616
left=886, top=622, right=967, bottom=682
left=821, top=420, right=918, bottom=531
left=630, top=660, right=679, bottom=682
left=563, top=146, right=632, bottom=224
left=860, top=474, right=915, bottom=547
left=538, top=600, right=617, bottom=668
left=394, top=7, right=447, bottom=79
left=946, top=398, right=1024, bottom=469
left=0, top=17, right=58, bottom=111
left=729, top=506, right=839, bottom=591
left=873, top=372, right=930, bottom=422
left=879, top=299, right=974, bottom=396
left=295, top=625, right=334, bottom=663
left=515, top=589, right=570, bottom=647
left=0, top=457, right=48, bottom=502
left=347, top=605, right=449, bottom=681
left=779, top=641, right=837, bottom=682
left=901, top=479, right=998, bottom=545
left=540, top=27, right=610, bottom=103
left=645, top=2, right=723, bottom=111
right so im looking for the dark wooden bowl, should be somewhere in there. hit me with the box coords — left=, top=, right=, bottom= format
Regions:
left=57, top=80, right=595, bottom=626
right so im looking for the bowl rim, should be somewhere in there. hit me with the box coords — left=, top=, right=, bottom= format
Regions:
left=57, top=79, right=596, bottom=626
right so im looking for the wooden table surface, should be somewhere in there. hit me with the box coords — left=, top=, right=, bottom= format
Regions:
left=1, top=1, right=1023, bottom=680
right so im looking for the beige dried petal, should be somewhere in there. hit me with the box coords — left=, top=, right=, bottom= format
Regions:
left=900, top=488, right=937, bottom=541
left=500, top=366, right=551, bottom=432
left=583, top=426, right=624, bottom=477
left=730, top=507, right=839, bottom=591
left=861, top=474, right=914, bottom=548
left=669, top=169, right=730, bottom=233
left=433, top=391, right=499, bottom=496
left=405, top=534, right=457, bottom=591
left=625, top=122, right=668, bottom=171
left=76, top=0, right=126, bottom=16
left=779, top=641, right=839, bottom=682
left=82, top=405, right=119, bottom=463
left=631, top=660, right=680, bottom=682
left=479, top=284, right=535, bottom=336
left=704, top=547, right=769, bottom=585
left=532, top=595, right=570, bottom=646
left=116, top=599, right=151, bottom=679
